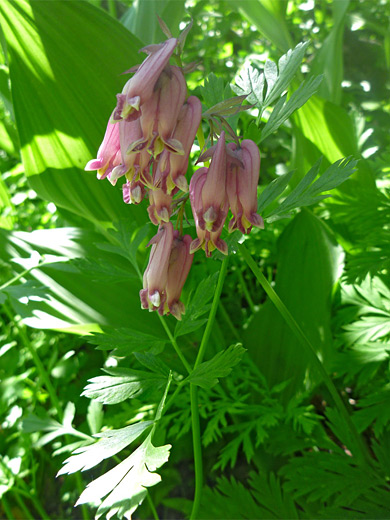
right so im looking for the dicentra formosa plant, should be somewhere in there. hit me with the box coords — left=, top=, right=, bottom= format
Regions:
left=86, top=34, right=263, bottom=320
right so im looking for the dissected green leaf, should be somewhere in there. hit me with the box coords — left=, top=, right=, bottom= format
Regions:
left=88, top=328, right=167, bottom=356
left=174, top=272, right=219, bottom=338
left=188, top=344, right=246, bottom=389
left=233, top=42, right=309, bottom=118
left=58, top=421, right=153, bottom=475
left=267, top=157, right=357, bottom=221
left=82, top=367, right=166, bottom=405
left=260, top=75, right=323, bottom=141
left=74, top=375, right=172, bottom=520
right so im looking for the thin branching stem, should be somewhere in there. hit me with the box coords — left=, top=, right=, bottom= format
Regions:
left=239, top=242, right=373, bottom=467
left=190, top=256, right=229, bottom=520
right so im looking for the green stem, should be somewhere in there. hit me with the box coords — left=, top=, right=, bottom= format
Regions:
left=163, top=381, right=185, bottom=416
left=239, top=243, right=372, bottom=466
left=0, top=261, right=47, bottom=292
left=218, top=301, right=240, bottom=341
left=190, top=257, right=228, bottom=520
left=1, top=494, right=15, bottom=520
left=3, top=303, right=62, bottom=419
left=12, top=491, right=34, bottom=520
left=194, top=258, right=228, bottom=369
left=146, top=491, right=159, bottom=520
left=107, top=0, right=117, bottom=18
left=3, top=305, right=90, bottom=519
left=158, top=314, right=192, bottom=375
left=236, top=265, right=256, bottom=313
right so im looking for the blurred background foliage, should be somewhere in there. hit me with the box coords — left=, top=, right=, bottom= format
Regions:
left=0, top=0, right=390, bottom=518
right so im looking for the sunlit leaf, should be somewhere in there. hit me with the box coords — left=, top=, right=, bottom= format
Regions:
left=0, top=0, right=146, bottom=225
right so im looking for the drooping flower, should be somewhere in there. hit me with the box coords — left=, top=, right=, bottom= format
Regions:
left=108, top=118, right=143, bottom=186
left=128, top=65, right=187, bottom=159
left=164, top=234, right=193, bottom=320
left=189, top=132, right=229, bottom=256
left=139, top=224, right=192, bottom=319
left=154, top=96, right=202, bottom=194
left=140, top=223, right=174, bottom=311
left=85, top=120, right=121, bottom=179
left=226, top=140, right=264, bottom=234
left=112, top=38, right=178, bottom=123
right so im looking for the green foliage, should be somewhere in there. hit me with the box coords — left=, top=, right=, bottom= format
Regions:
left=188, top=344, right=246, bottom=389
left=1, top=1, right=389, bottom=519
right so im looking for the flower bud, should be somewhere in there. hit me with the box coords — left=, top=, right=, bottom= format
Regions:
left=108, top=118, right=143, bottom=185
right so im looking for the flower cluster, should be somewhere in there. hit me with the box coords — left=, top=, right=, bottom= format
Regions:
left=86, top=35, right=263, bottom=319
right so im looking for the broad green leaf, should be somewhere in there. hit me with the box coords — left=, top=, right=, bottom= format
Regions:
left=58, top=421, right=153, bottom=475
left=121, top=0, right=185, bottom=45
left=309, top=1, right=349, bottom=104
left=0, top=226, right=163, bottom=335
left=75, top=375, right=172, bottom=520
left=87, top=400, right=104, bottom=436
left=0, top=174, right=14, bottom=230
left=188, top=344, right=246, bottom=389
left=244, top=210, right=343, bottom=396
left=294, top=95, right=358, bottom=163
left=82, top=367, right=166, bottom=405
left=0, top=0, right=147, bottom=225
left=237, top=0, right=293, bottom=53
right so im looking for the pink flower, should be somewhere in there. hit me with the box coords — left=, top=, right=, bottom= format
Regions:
left=85, top=120, right=121, bottom=179
left=112, top=38, right=178, bottom=123
left=140, top=223, right=174, bottom=311
left=154, top=96, right=202, bottom=194
left=108, top=118, right=143, bottom=186
left=226, top=140, right=264, bottom=234
left=189, top=132, right=229, bottom=257
left=129, top=65, right=187, bottom=159
left=165, top=234, right=193, bottom=320
left=139, top=224, right=192, bottom=319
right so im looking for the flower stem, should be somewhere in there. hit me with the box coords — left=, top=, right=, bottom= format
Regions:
left=3, top=303, right=62, bottom=419
left=190, top=257, right=229, bottom=520
left=0, top=261, right=48, bottom=292
left=239, top=243, right=372, bottom=466
left=158, top=314, right=192, bottom=374
left=146, top=492, right=159, bottom=520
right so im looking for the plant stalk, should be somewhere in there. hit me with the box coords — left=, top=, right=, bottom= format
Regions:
left=239, top=243, right=372, bottom=466
left=190, top=257, right=228, bottom=520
